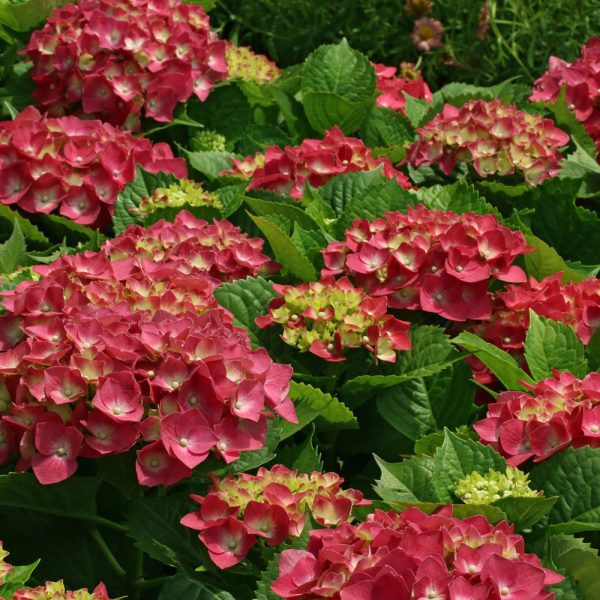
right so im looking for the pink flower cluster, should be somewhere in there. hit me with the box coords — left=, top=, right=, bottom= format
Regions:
left=531, top=38, right=600, bottom=155
left=374, top=63, right=432, bottom=114
left=322, top=205, right=530, bottom=321
left=406, top=99, right=570, bottom=184
left=271, top=505, right=562, bottom=599
left=0, top=106, right=186, bottom=227
left=24, top=0, right=227, bottom=130
left=181, top=464, right=369, bottom=568
left=0, top=215, right=295, bottom=486
left=255, top=277, right=411, bottom=362
left=469, top=274, right=600, bottom=382
left=223, top=126, right=413, bottom=198
left=475, top=371, right=600, bottom=465
left=103, top=211, right=279, bottom=282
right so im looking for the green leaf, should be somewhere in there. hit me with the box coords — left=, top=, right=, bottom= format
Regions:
left=414, top=426, right=477, bottom=455
left=236, top=124, right=292, bottom=156
left=341, top=326, right=464, bottom=403
left=113, top=166, right=178, bottom=234
left=290, top=223, right=327, bottom=266
left=524, top=312, right=588, bottom=380
left=277, top=427, right=323, bottom=473
left=32, top=213, right=98, bottom=247
left=548, top=534, right=600, bottom=599
left=249, top=214, right=317, bottom=281
left=301, top=39, right=376, bottom=134
left=0, top=220, right=26, bottom=273
left=416, top=180, right=499, bottom=216
left=588, top=330, right=600, bottom=372
left=126, top=494, right=198, bottom=572
left=530, top=446, right=600, bottom=534
left=280, top=382, right=357, bottom=440
left=377, top=360, right=475, bottom=441
left=492, top=496, right=558, bottom=530
left=403, top=94, right=431, bottom=127
left=215, top=184, right=246, bottom=218
left=524, top=234, right=588, bottom=283
left=158, top=575, right=238, bottom=600
left=0, top=560, right=39, bottom=599
left=453, top=331, right=535, bottom=391
left=187, top=150, right=236, bottom=179
left=244, top=196, right=320, bottom=231
left=320, top=169, right=389, bottom=217
left=0, top=0, right=58, bottom=31
left=374, top=454, right=438, bottom=503
left=213, top=276, right=278, bottom=348
left=361, top=105, right=415, bottom=148
left=0, top=473, right=99, bottom=519
left=431, top=430, right=506, bottom=503
left=0, top=205, right=48, bottom=246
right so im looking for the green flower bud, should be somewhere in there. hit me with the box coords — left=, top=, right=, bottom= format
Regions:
left=189, top=129, right=227, bottom=153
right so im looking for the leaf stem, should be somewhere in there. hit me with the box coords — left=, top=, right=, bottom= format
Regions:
left=89, top=528, right=127, bottom=579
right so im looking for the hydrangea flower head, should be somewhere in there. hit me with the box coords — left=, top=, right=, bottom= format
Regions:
left=256, top=277, right=411, bottom=362
left=189, top=130, right=227, bottom=153
left=181, top=464, right=369, bottom=568
left=271, top=505, right=562, bottom=598
left=531, top=38, right=600, bottom=155
left=24, top=0, right=227, bottom=130
left=322, top=205, right=531, bottom=321
left=475, top=370, right=600, bottom=464
left=13, top=581, right=110, bottom=600
left=136, top=179, right=222, bottom=216
left=0, top=106, right=186, bottom=227
left=223, top=126, right=412, bottom=198
left=374, top=62, right=433, bottom=114
left=225, top=43, right=281, bottom=84
left=455, top=466, right=540, bottom=504
left=406, top=99, right=570, bottom=184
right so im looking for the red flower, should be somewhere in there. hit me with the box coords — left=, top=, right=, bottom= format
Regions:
left=199, top=517, right=256, bottom=569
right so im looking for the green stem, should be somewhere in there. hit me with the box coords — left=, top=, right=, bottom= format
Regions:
left=89, top=528, right=127, bottom=579
left=132, top=576, right=172, bottom=589
left=129, top=547, right=145, bottom=600
left=87, top=515, right=129, bottom=534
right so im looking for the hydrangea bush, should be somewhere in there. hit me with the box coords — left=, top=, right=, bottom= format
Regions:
left=0, top=13, right=597, bottom=600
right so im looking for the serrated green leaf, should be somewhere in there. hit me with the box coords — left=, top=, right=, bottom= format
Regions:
left=403, top=94, right=431, bottom=127
left=432, top=430, right=506, bottom=503
left=524, top=312, right=588, bottom=380
left=249, top=214, right=317, bottom=281
left=281, top=381, right=357, bottom=440
left=361, top=105, right=415, bottom=148
left=301, top=39, right=376, bottom=134
left=213, top=276, right=278, bottom=347
left=158, top=575, right=238, bottom=600
left=524, top=234, right=588, bottom=283
left=244, top=196, right=320, bottom=231
left=377, top=360, right=475, bottom=441
left=0, top=220, right=26, bottom=273
left=113, top=166, right=178, bottom=234
left=453, top=331, right=535, bottom=391
left=341, top=326, right=463, bottom=403
left=290, top=223, right=327, bottom=266
left=530, top=446, right=600, bottom=534
left=374, top=454, right=438, bottom=503
left=276, top=426, right=323, bottom=474
left=187, top=150, right=236, bottom=179
left=414, top=427, right=477, bottom=456
left=492, top=495, right=558, bottom=530
left=0, top=560, right=39, bottom=599
left=320, top=169, right=388, bottom=217
left=416, top=180, right=499, bottom=216
left=0, top=205, right=48, bottom=246
left=548, top=534, right=600, bottom=599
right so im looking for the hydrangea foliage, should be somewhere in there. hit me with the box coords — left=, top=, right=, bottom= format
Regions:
left=406, top=99, right=570, bottom=184
left=223, top=126, right=412, bottom=198
left=322, top=205, right=531, bottom=321
left=181, top=464, right=369, bottom=568
left=475, top=370, right=600, bottom=464
left=271, top=506, right=562, bottom=599
left=256, top=277, right=411, bottom=362
left=24, top=0, right=228, bottom=129
left=0, top=106, right=186, bottom=226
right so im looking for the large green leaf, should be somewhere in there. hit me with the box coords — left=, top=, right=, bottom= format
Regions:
left=377, top=360, right=475, bottom=441
left=453, top=331, right=535, bottom=391
left=0, top=205, right=48, bottom=246
left=524, top=312, right=588, bottom=380
left=361, top=105, right=414, bottom=149
left=0, top=560, right=39, bottom=599
left=187, top=151, right=236, bottom=180
left=0, top=220, right=26, bottom=273
left=492, top=496, right=558, bottom=530
left=301, top=39, right=376, bottom=134
left=0, top=0, right=62, bottom=31
left=244, top=196, right=320, bottom=231
left=249, top=214, right=317, bottom=281
left=416, top=180, right=499, bottom=216
left=276, top=426, right=323, bottom=474
left=524, top=234, right=588, bottom=283
left=530, top=446, right=600, bottom=534
left=431, top=430, right=506, bottom=503
left=374, top=454, right=438, bottom=503
left=158, top=576, right=238, bottom=600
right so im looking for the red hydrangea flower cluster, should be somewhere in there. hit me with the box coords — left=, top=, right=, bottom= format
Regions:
left=271, top=505, right=562, bottom=599
left=469, top=274, right=600, bottom=382
left=226, top=42, right=281, bottom=84
left=181, top=464, right=369, bottom=568
left=322, top=205, right=530, bottom=322
left=24, top=0, right=227, bottom=130
left=405, top=99, right=570, bottom=184
left=0, top=106, right=186, bottom=227
left=530, top=38, right=600, bottom=155
left=103, top=211, right=279, bottom=282
left=255, top=277, right=411, bottom=362
left=374, top=62, right=432, bottom=114
left=0, top=218, right=295, bottom=487
left=223, top=126, right=413, bottom=198
left=475, top=370, right=600, bottom=465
